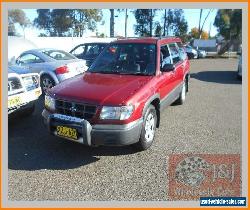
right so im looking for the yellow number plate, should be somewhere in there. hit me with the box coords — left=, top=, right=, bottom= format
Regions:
left=8, top=96, right=22, bottom=108
left=35, top=89, right=41, bottom=96
left=56, top=126, right=78, bottom=140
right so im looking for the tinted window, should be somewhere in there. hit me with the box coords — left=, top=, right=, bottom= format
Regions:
left=42, top=50, right=76, bottom=60
left=85, top=44, right=101, bottom=57
left=89, top=43, right=156, bottom=75
left=177, top=42, right=187, bottom=61
left=168, top=43, right=181, bottom=64
left=18, top=54, right=44, bottom=64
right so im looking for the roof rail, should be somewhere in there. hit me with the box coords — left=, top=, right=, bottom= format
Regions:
left=159, top=36, right=177, bottom=39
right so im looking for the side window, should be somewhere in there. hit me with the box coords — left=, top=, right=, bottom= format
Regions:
left=85, top=44, right=100, bottom=57
left=18, top=54, right=44, bottom=65
left=160, top=45, right=172, bottom=67
left=168, top=43, right=181, bottom=64
left=177, top=42, right=187, bottom=61
left=71, top=45, right=85, bottom=56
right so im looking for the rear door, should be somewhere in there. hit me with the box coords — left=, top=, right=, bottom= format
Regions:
left=158, top=44, right=176, bottom=101
left=168, top=42, right=184, bottom=87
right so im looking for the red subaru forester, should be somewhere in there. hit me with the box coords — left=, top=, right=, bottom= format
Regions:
left=42, top=37, right=190, bottom=150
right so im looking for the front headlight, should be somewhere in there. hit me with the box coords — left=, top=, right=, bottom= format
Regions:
left=100, top=105, right=134, bottom=120
left=45, top=95, right=55, bottom=111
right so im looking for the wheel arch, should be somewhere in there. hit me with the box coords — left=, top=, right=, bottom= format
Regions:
left=142, top=94, right=161, bottom=128
left=40, top=71, right=59, bottom=84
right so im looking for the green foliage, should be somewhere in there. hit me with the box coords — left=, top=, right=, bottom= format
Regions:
left=34, top=9, right=102, bottom=37
left=134, top=9, right=157, bottom=37
left=8, top=9, right=31, bottom=36
left=154, top=22, right=162, bottom=37
left=162, top=9, right=188, bottom=38
left=214, top=9, right=242, bottom=40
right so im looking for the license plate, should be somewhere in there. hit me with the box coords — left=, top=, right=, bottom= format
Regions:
left=8, top=96, right=22, bottom=108
left=56, top=126, right=78, bottom=140
left=35, top=89, right=41, bottom=96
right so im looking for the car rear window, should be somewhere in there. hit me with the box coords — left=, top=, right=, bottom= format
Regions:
left=42, top=50, right=76, bottom=60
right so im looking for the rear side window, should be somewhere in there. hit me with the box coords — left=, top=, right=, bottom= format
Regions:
left=42, top=50, right=76, bottom=60
left=160, top=45, right=172, bottom=67
left=85, top=44, right=101, bottom=57
left=177, top=42, right=187, bottom=61
left=168, top=43, right=181, bottom=64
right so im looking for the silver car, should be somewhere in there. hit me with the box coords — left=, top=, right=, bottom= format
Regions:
left=16, top=48, right=88, bottom=93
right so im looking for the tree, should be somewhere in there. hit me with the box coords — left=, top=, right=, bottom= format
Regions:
left=8, top=16, right=16, bottom=36
left=134, top=9, right=157, bottom=37
left=8, top=9, right=31, bottom=37
left=214, top=9, right=242, bottom=54
left=154, top=22, right=162, bottom=37
left=34, top=9, right=102, bottom=37
left=162, top=9, right=174, bottom=36
left=72, top=9, right=102, bottom=37
left=172, top=9, right=188, bottom=39
left=190, top=27, right=209, bottom=40
left=34, top=9, right=53, bottom=35
left=161, top=9, right=188, bottom=40
left=198, top=9, right=213, bottom=38
left=214, top=9, right=242, bottom=40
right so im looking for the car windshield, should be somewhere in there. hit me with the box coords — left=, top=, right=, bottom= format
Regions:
left=42, top=50, right=76, bottom=60
left=88, top=43, right=156, bottom=75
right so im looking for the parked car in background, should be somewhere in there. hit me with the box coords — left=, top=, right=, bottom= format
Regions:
left=70, top=42, right=108, bottom=67
left=16, top=48, right=88, bottom=93
left=42, top=37, right=190, bottom=151
left=184, top=45, right=198, bottom=59
left=197, top=49, right=207, bottom=58
left=8, top=66, right=41, bottom=115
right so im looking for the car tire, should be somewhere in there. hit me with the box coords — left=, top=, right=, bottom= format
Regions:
left=175, top=79, right=187, bottom=105
left=41, top=75, right=55, bottom=94
left=135, top=105, right=157, bottom=151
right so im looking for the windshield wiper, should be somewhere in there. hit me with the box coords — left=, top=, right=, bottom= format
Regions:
left=90, top=70, right=116, bottom=74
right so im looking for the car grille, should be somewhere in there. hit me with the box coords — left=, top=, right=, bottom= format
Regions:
left=55, top=100, right=97, bottom=120
left=8, top=77, right=23, bottom=94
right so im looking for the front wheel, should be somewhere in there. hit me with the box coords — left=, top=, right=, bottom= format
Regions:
left=135, top=105, right=157, bottom=151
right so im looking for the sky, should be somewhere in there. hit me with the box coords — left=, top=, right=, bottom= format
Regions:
left=17, top=9, right=218, bottom=39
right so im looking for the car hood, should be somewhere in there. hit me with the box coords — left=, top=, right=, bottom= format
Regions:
left=51, top=72, right=153, bottom=105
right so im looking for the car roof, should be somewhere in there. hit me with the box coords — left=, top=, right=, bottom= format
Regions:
left=113, top=37, right=182, bottom=45
left=22, top=48, right=64, bottom=54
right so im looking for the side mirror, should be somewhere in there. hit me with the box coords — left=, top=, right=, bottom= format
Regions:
left=161, top=64, right=175, bottom=72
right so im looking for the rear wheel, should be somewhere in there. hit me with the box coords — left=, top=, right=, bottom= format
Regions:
left=41, top=75, right=55, bottom=94
left=135, top=105, right=157, bottom=151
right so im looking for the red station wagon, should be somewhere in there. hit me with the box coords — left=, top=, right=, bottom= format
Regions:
left=42, top=37, right=190, bottom=150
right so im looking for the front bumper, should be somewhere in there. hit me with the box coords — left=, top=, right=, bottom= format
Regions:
left=8, top=87, right=42, bottom=114
left=42, top=109, right=143, bottom=146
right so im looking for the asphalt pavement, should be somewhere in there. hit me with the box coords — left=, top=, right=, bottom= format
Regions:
left=8, top=58, right=242, bottom=201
